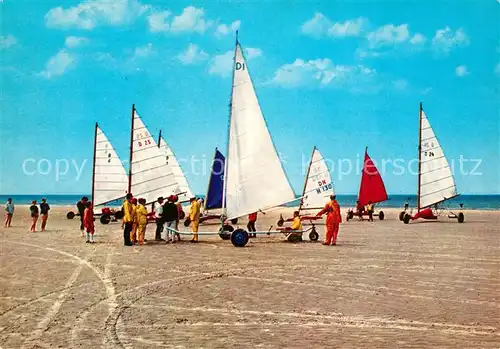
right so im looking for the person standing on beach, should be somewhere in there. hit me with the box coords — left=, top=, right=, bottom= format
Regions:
left=247, top=212, right=259, bottom=238
left=136, top=198, right=148, bottom=245
left=122, top=193, right=134, bottom=246
left=366, top=201, right=374, bottom=222
left=174, top=195, right=183, bottom=241
left=154, top=197, right=165, bottom=241
left=189, top=197, right=201, bottom=243
left=317, top=195, right=342, bottom=246
left=29, top=200, right=39, bottom=232
left=4, top=198, right=14, bottom=228
left=39, top=198, right=50, bottom=232
left=83, top=201, right=96, bottom=243
left=77, top=197, right=89, bottom=235
left=130, top=198, right=138, bottom=244
left=162, top=196, right=179, bottom=243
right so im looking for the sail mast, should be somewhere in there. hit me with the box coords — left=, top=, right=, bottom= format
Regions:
left=357, top=146, right=368, bottom=209
left=91, top=122, right=98, bottom=203
left=128, top=104, right=135, bottom=194
left=299, top=146, right=316, bottom=212
left=158, top=129, right=162, bottom=148
left=222, top=30, right=239, bottom=218
left=417, top=102, right=423, bottom=211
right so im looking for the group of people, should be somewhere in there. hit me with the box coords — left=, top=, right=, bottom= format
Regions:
left=3, top=198, right=51, bottom=232
left=121, top=193, right=197, bottom=246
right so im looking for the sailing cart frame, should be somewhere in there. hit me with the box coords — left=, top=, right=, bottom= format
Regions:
left=345, top=206, right=385, bottom=221
left=168, top=222, right=319, bottom=247
left=400, top=103, right=465, bottom=225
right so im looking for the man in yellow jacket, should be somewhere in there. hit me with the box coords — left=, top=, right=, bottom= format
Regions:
left=122, top=193, right=134, bottom=246
left=189, top=197, right=201, bottom=243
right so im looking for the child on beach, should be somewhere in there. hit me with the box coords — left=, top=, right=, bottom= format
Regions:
left=136, top=198, right=148, bottom=245
left=4, top=198, right=14, bottom=228
left=40, top=198, right=50, bottom=232
left=29, top=200, right=39, bottom=232
left=83, top=202, right=95, bottom=243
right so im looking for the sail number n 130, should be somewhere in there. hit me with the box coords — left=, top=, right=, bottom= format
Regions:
left=235, top=62, right=245, bottom=71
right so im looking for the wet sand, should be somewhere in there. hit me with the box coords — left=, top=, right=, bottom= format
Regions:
left=0, top=206, right=499, bottom=348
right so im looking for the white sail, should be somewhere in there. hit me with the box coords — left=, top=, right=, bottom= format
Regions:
left=419, top=109, right=458, bottom=208
left=158, top=136, right=193, bottom=202
left=131, top=110, right=178, bottom=204
left=93, top=126, right=128, bottom=206
left=225, top=42, right=296, bottom=219
left=300, top=148, right=334, bottom=210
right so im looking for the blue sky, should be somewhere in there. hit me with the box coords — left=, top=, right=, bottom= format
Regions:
left=1, top=0, right=499, bottom=196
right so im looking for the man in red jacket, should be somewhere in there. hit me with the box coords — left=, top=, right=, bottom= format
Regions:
left=317, top=195, right=342, bottom=246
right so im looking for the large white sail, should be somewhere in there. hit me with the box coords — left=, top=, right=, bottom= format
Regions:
left=225, top=41, right=296, bottom=219
left=158, top=136, right=193, bottom=202
left=93, top=125, right=129, bottom=206
left=419, top=109, right=458, bottom=209
left=300, top=147, right=334, bottom=210
left=130, top=109, right=178, bottom=204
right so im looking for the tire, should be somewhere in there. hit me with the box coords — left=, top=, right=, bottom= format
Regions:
left=183, top=218, right=191, bottom=227
left=218, top=225, right=233, bottom=240
left=66, top=211, right=75, bottom=219
left=348, top=211, right=354, bottom=220
left=100, top=214, right=111, bottom=225
left=457, top=212, right=464, bottom=223
left=230, top=218, right=238, bottom=225
left=309, top=230, right=319, bottom=241
left=277, top=217, right=284, bottom=227
left=114, top=211, right=124, bottom=220
left=230, top=229, right=249, bottom=247
left=346, top=214, right=350, bottom=222
left=287, top=233, right=302, bottom=243
left=379, top=211, right=385, bottom=220
left=399, top=211, right=405, bottom=221
left=403, top=214, right=411, bottom=224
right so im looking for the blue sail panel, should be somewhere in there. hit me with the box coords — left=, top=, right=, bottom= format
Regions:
left=205, top=149, right=225, bottom=209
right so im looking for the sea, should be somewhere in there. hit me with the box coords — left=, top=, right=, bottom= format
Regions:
left=1, top=194, right=499, bottom=210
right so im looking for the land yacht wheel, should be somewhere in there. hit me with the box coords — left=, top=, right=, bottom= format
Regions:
left=399, top=211, right=405, bottom=221
left=378, top=211, right=385, bottom=220
left=218, top=225, right=233, bottom=240
left=457, top=212, right=465, bottom=223
left=66, top=211, right=75, bottom=219
left=403, top=214, right=411, bottom=224
left=231, top=229, right=249, bottom=247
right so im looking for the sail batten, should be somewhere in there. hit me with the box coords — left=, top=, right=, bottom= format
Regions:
left=130, top=110, right=179, bottom=204
left=418, top=108, right=458, bottom=209
left=300, top=148, right=334, bottom=210
left=93, top=127, right=129, bottom=206
left=225, top=41, right=295, bottom=219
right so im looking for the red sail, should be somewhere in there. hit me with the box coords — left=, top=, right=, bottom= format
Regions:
left=357, top=149, right=388, bottom=209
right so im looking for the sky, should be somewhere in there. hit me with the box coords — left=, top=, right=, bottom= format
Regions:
left=1, top=0, right=499, bottom=196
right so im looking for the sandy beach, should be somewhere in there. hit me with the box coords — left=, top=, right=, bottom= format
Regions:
left=0, top=206, right=499, bottom=348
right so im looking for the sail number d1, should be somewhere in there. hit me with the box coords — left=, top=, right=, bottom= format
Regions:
left=235, top=62, right=245, bottom=71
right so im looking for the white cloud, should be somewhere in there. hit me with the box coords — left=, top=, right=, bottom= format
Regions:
left=215, top=20, right=241, bottom=38
left=147, top=11, right=171, bottom=32
left=65, top=36, right=89, bottom=48
left=170, top=6, right=213, bottom=33
left=45, top=0, right=150, bottom=30
left=431, top=27, right=470, bottom=53
left=177, top=44, right=209, bottom=65
left=367, top=24, right=410, bottom=47
left=301, top=13, right=367, bottom=38
left=328, top=18, right=367, bottom=37
left=269, top=58, right=377, bottom=90
left=455, top=65, right=468, bottom=77
left=39, top=49, right=75, bottom=79
left=410, top=33, right=427, bottom=45
left=209, top=47, right=262, bottom=77
left=0, top=34, right=17, bottom=49
left=300, top=12, right=332, bottom=38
